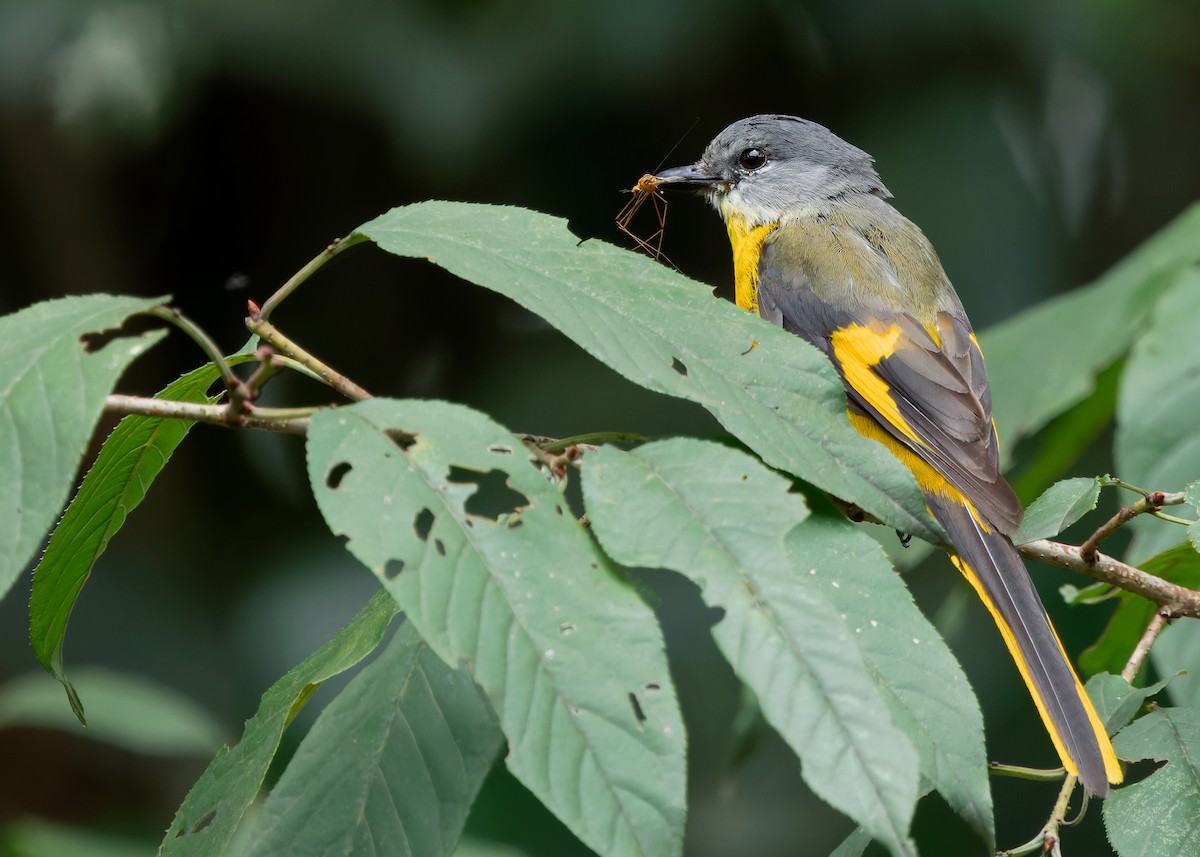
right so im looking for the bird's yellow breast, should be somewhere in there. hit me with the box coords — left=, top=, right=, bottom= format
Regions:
left=721, top=213, right=777, bottom=315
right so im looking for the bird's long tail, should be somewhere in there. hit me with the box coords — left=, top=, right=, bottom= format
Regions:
left=925, top=494, right=1123, bottom=796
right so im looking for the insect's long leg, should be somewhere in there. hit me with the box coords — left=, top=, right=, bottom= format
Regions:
left=616, top=174, right=669, bottom=260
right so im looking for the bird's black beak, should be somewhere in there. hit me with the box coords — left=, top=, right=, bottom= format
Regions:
left=653, top=162, right=724, bottom=189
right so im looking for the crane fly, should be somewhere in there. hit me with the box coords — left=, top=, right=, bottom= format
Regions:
left=616, top=173, right=669, bottom=261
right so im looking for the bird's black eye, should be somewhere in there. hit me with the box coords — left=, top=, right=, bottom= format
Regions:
left=738, top=148, right=767, bottom=170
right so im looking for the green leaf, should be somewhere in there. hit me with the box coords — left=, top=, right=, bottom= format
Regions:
left=1104, top=706, right=1200, bottom=856
left=245, top=620, right=503, bottom=857
left=1083, top=673, right=1171, bottom=735
left=786, top=520, right=993, bottom=851
left=29, top=358, right=254, bottom=721
left=1151, top=620, right=1200, bottom=710
left=0, top=294, right=167, bottom=599
left=1186, top=481, right=1200, bottom=554
left=1116, top=269, right=1200, bottom=559
left=583, top=438, right=933, bottom=857
left=1009, top=360, right=1121, bottom=504
left=356, top=202, right=939, bottom=544
left=1013, top=476, right=1103, bottom=544
left=452, top=840, right=533, bottom=857
left=0, top=819, right=150, bottom=857
left=1080, top=543, right=1200, bottom=677
left=1059, top=580, right=1114, bottom=606
left=160, top=588, right=400, bottom=856
left=983, top=202, right=1200, bottom=450
left=0, top=667, right=224, bottom=756
left=828, top=827, right=873, bottom=857
left=306, top=399, right=686, bottom=857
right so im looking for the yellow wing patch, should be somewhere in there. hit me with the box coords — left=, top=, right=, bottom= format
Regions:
left=830, top=324, right=921, bottom=447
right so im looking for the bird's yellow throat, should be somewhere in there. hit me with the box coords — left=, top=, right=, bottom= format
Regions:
left=722, top=214, right=777, bottom=315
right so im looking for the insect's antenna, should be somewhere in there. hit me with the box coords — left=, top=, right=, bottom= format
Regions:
left=652, top=116, right=701, bottom=174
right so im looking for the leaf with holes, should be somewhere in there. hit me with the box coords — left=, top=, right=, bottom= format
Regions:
left=355, top=202, right=939, bottom=544
left=244, top=619, right=503, bottom=857
left=0, top=294, right=167, bottom=599
left=161, top=589, right=400, bottom=856
left=582, top=439, right=979, bottom=857
left=30, top=356, right=255, bottom=722
left=306, top=399, right=686, bottom=857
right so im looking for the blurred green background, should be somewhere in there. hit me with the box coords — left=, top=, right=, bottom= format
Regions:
left=2, top=1, right=1198, bottom=855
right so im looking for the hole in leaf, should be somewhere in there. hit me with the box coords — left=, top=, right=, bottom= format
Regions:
left=326, top=462, right=352, bottom=489
left=434, top=538, right=446, bottom=556
left=643, top=681, right=661, bottom=691
left=387, top=430, right=418, bottom=451
left=413, top=508, right=434, bottom=541
left=79, top=315, right=148, bottom=354
left=488, top=444, right=513, bottom=455
left=382, top=559, right=405, bottom=579
left=671, top=357, right=688, bottom=377
left=555, top=505, right=564, bottom=516
left=446, top=466, right=529, bottom=520
left=191, top=810, right=217, bottom=834
left=629, top=692, right=647, bottom=724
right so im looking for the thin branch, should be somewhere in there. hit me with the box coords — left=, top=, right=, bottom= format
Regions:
left=1080, top=483, right=1192, bottom=563
left=531, top=431, right=651, bottom=454
left=997, top=775, right=1079, bottom=857
left=1151, top=511, right=1197, bottom=526
left=258, top=234, right=368, bottom=321
left=245, top=307, right=371, bottom=402
left=1019, top=539, right=1200, bottom=618
left=147, top=306, right=240, bottom=396
left=1079, top=505, right=1140, bottom=564
left=988, top=762, right=1067, bottom=783
left=1122, top=610, right=1172, bottom=683
left=241, top=345, right=284, bottom=401
left=105, top=394, right=314, bottom=435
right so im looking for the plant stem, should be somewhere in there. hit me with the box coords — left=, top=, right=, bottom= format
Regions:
left=147, top=306, right=240, bottom=395
left=259, top=234, right=368, bottom=320
left=1150, top=511, right=1197, bottom=526
left=1122, top=610, right=1171, bottom=683
left=988, top=762, right=1067, bottom=782
left=245, top=310, right=371, bottom=402
left=537, top=431, right=651, bottom=454
left=997, top=775, right=1079, bottom=857
left=1079, top=505, right=1139, bottom=564
left=105, top=394, right=315, bottom=435
left=1020, top=539, right=1200, bottom=618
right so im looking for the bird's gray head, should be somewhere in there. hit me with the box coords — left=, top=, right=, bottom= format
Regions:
left=654, top=115, right=890, bottom=227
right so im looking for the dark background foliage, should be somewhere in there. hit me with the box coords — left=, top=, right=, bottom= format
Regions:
left=2, top=2, right=1198, bottom=854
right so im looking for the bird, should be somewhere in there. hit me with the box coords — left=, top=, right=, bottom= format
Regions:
left=650, top=114, right=1122, bottom=796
